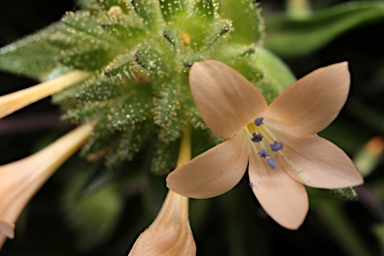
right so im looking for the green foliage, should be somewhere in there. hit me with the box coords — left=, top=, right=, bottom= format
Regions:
left=0, top=24, right=63, bottom=80
left=62, top=170, right=124, bottom=251
left=151, top=138, right=180, bottom=175
left=265, top=1, right=384, bottom=57
left=330, top=187, right=359, bottom=201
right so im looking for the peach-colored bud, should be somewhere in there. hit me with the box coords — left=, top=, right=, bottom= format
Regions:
left=128, top=190, right=196, bottom=256
left=0, top=123, right=93, bottom=248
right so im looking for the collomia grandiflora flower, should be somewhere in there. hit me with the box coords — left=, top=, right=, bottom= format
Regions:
left=167, top=61, right=364, bottom=229
left=0, top=0, right=293, bottom=171
left=0, top=124, right=93, bottom=247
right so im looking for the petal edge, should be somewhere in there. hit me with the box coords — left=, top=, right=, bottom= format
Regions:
left=167, top=133, right=249, bottom=198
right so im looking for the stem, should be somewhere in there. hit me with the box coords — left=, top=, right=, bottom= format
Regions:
left=0, top=71, right=90, bottom=119
left=167, top=123, right=192, bottom=214
left=176, top=123, right=191, bottom=168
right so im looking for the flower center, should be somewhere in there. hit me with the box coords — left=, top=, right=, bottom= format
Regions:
left=246, top=117, right=282, bottom=170
left=246, top=116, right=311, bottom=183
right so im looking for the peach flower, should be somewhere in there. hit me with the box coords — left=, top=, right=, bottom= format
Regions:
left=167, top=60, right=363, bottom=229
left=0, top=124, right=93, bottom=247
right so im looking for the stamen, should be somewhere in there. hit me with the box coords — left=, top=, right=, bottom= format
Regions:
left=270, top=141, right=283, bottom=152
left=258, top=149, right=269, bottom=158
left=266, top=158, right=277, bottom=169
left=254, top=117, right=264, bottom=126
left=251, top=133, right=263, bottom=143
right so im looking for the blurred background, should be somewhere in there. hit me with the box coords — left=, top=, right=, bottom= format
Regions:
left=0, top=0, right=383, bottom=255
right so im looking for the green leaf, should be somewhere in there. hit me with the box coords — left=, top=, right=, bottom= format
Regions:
left=62, top=11, right=114, bottom=44
left=131, top=43, right=169, bottom=77
left=191, top=0, right=217, bottom=21
left=265, top=2, right=384, bottom=57
left=98, top=95, right=153, bottom=131
left=160, top=24, right=184, bottom=50
left=130, top=0, right=163, bottom=29
left=219, top=0, right=264, bottom=45
left=158, top=0, right=188, bottom=21
left=153, top=77, right=181, bottom=128
left=71, top=78, right=122, bottom=104
left=184, top=88, right=206, bottom=129
left=100, top=15, right=145, bottom=42
left=329, top=187, right=359, bottom=201
left=113, top=120, right=153, bottom=162
left=81, top=131, right=123, bottom=162
left=103, top=52, right=137, bottom=83
left=58, top=45, right=113, bottom=71
left=203, top=19, right=232, bottom=50
left=158, top=108, right=185, bottom=141
left=151, top=137, right=180, bottom=175
left=0, top=23, right=64, bottom=80
left=79, top=0, right=131, bottom=13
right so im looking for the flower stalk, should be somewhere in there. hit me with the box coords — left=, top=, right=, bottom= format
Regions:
left=128, top=124, right=196, bottom=255
left=0, top=71, right=90, bottom=119
left=0, top=123, right=93, bottom=247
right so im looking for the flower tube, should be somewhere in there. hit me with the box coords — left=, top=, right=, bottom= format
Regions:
left=0, top=71, right=89, bottom=119
left=0, top=123, right=93, bottom=247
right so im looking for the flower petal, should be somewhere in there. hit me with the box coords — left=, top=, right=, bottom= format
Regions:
left=249, top=152, right=308, bottom=230
left=0, top=233, right=7, bottom=249
left=189, top=60, right=268, bottom=139
left=265, top=62, right=350, bottom=136
left=0, top=221, right=14, bottom=239
left=167, top=132, right=249, bottom=198
left=272, top=129, right=364, bottom=189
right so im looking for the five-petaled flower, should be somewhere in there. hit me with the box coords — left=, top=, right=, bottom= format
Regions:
left=167, top=60, right=364, bottom=229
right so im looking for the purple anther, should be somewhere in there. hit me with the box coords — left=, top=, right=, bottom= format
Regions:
left=267, top=158, right=277, bottom=169
left=254, top=117, right=264, bottom=126
left=251, top=133, right=263, bottom=143
left=270, top=141, right=283, bottom=152
left=258, top=149, right=269, bottom=158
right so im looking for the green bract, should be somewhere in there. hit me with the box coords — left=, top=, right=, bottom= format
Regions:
left=0, top=0, right=294, bottom=171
